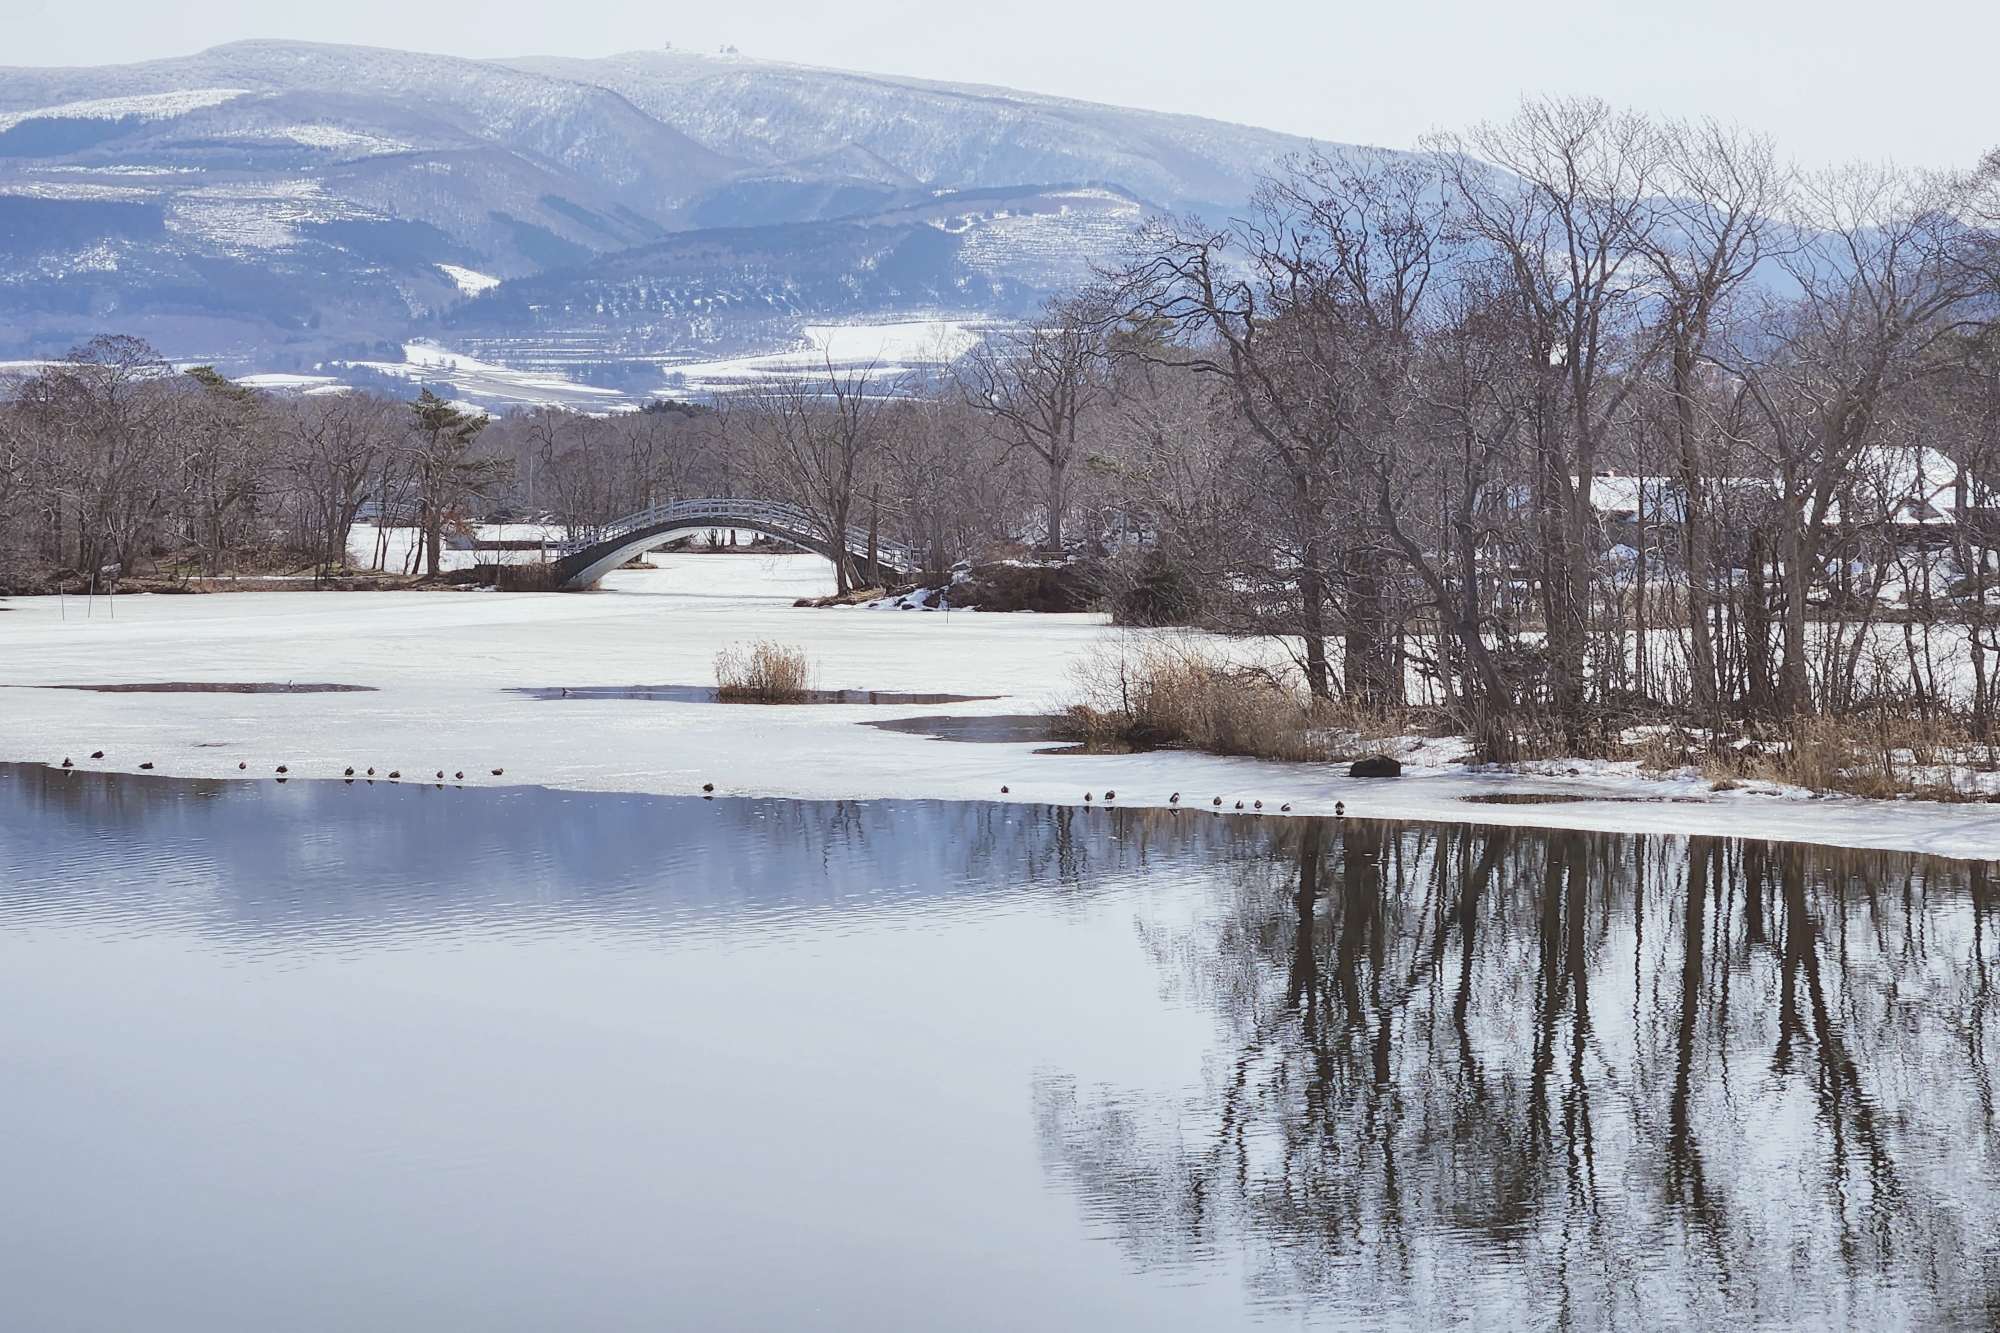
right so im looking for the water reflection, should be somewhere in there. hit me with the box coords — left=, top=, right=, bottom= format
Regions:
left=1038, top=820, right=2000, bottom=1329
left=7, top=763, right=2000, bottom=1329
left=0, top=763, right=1242, bottom=948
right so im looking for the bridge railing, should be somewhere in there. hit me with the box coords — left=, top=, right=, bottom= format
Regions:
left=554, top=498, right=916, bottom=572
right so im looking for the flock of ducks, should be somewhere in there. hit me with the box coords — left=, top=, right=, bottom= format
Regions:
left=58, top=752, right=505, bottom=786
left=58, top=748, right=1360, bottom=808
left=997, top=782, right=1341, bottom=817
left=58, top=756, right=1345, bottom=817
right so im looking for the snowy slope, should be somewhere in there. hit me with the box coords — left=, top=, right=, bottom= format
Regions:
left=0, top=41, right=740, bottom=214
left=0, top=40, right=1338, bottom=386
left=508, top=49, right=1325, bottom=215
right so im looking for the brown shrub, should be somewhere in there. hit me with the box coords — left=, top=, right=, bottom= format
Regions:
left=947, top=561, right=1104, bottom=613
left=714, top=640, right=815, bottom=703
left=1056, top=637, right=1350, bottom=763
left=1694, top=712, right=1993, bottom=801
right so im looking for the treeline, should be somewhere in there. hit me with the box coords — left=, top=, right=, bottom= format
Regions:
left=0, top=338, right=1026, bottom=587
left=1064, top=102, right=2000, bottom=753
left=6, top=98, right=2000, bottom=755
left=0, top=339, right=721, bottom=586
left=0, top=334, right=1046, bottom=592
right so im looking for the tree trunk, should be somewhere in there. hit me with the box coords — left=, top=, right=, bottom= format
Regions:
left=1674, top=347, right=1719, bottom=727
left=1045, top=454, right=1065, bottom=556
left=1634, top=486, right=1648, bottom=703
left=1746, top=528, right=1773, bottom=716
left=1298, top=560, right=1332, bottom=700
left=1342, top=543, right=1403, bottom=708
left=830, top=495, right=854, bottom=595
left=866, top=484, right=880, bottom=588
left=1779, top=511, right=1811, bottom=715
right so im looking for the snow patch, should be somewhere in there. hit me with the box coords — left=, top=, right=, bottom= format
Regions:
left=340, top=341, right=625, bottom=412
left=656, top=319, right=989, bottom=395
left=164, top=180, right=369, bottom=251
left=0, top=181, right=154, bottom=202
left=238, top=124, right=415, bottom=155
left=0, top=88, right=252, bottom=132
left=234, top=372, right=349, bottom=395
left=437, top=264, right=502, bottom=297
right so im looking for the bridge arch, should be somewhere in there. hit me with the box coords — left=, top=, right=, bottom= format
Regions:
left=550, top=498, right=915, bottom=591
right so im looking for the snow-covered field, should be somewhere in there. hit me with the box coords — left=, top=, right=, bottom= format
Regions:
left=4, top=553, right=2000, bottom=860
left=653, top=319, right=988, bottom=396
left=342, top=341, right=631, bottom=413
left=198, top=316, right=1008, bottom=414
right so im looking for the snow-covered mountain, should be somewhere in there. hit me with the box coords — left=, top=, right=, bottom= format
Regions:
left=0, top=41, right=1334, bottom=399
left=504, top=50, right=1317, bottom=220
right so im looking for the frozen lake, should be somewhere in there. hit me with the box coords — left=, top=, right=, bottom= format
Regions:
left=7, top=553, right=2000, bottom=857
left=3, top=764, right=1997, bottom=1331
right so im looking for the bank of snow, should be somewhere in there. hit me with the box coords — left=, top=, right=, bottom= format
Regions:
left=3, top=552, right=1999, bottom=861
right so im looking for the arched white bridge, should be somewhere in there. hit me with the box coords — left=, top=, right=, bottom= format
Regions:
left=551, top=498, right=917, bottom=591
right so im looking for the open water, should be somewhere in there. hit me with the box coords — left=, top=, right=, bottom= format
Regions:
left=2, top=763, right=1996, bottom=1331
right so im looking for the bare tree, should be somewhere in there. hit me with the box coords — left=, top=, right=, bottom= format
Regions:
left=12, top=335, right=174, bottom=580
left=732, top=360, right=884, bottom=594
left=1727, top=164, right=1980, bottom=714
left=878, top=351, right=1008, bottom=582
left=1121, top=149, right=1444, bottom=703
left=279, top=392, right=403, bottom=575
left=1637, top=121, right=1788, bottom=724
left=175, top=367, right=265, bottom=574
left=964, top=291, right=1111, bottom=556
left=1431, top=98, right=1664, bottom=730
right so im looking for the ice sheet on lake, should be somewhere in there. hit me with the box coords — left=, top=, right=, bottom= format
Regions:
left=2, top=553, right=1998, bottom=860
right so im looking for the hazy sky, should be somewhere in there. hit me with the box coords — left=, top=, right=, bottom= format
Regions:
left=4, top=0, right=1995, bottom=171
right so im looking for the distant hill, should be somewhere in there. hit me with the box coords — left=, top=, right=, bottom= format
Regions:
left=0, top=41, right=1338, bottom=401
left=504, top=50, right=1320, bottom=220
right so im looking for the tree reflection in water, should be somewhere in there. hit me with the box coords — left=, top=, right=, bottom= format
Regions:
left=1037, top=821, right=2000, bottom=1330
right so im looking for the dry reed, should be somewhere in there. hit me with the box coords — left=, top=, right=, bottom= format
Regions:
left=1057, top=636, right=1376, bottom=763
left=1609, top=707, right=2000, bottom=800
left=714, top=640, right=815, bottom=703
left=1701, top=712, right=1998, bottom=801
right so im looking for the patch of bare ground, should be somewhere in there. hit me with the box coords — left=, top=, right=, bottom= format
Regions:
left=945, top=562, right=1101, bottom=614
left=3, top=544, right=471, bottom=594
left=15, top=570, right=491, bottom=594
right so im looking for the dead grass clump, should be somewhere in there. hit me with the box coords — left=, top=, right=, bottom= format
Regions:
left=714, top=640, right=815, bottom=703
left=1698, top=712, right=1994, bottom=801
left=1056, top=637, right=1346, bottom=763
left=1776, top=717, right=1905, bottom=798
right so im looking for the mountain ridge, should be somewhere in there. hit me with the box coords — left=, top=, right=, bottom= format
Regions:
left=504, top=48, right=1326, bottom=213
left=0, top=40, right=1340, bottom=401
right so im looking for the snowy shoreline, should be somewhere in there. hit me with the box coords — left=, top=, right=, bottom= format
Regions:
left=6, top=552, right=2000, bottom=862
